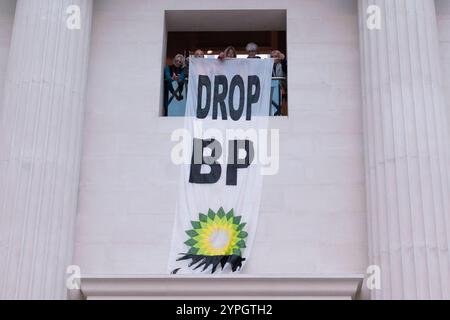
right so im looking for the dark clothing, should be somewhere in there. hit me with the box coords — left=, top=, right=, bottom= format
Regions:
left=164, top=65, right=186, bottom=95
left=272, top=59, right=287, bottom=78
left=164, top=65, right=186, bottom=85
left=184, top=58, right=190, bottom=78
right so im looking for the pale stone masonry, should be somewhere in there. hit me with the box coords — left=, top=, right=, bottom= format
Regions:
left=0, top=0, right=449, bottom=299
left=0, top=0, right=93, bottom=299
left=359, top=0, right=450, bottom=299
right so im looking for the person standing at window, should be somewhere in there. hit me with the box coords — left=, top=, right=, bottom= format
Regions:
left=271, top=50, right=287, bottom=78
left=271, top=50, right=288, bottom=116
left=185, top=49, right=205, bottom=78
left=246, top=42, right=261, bottom=59
left=218, top=46, right=237, bottom=60
left=193, top=49, right=205, bottom=58
left=164, top=54, right=186, bottom=101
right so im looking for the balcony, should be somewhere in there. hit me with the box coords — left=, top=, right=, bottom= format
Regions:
left=164, top=77, right=287, bottom=117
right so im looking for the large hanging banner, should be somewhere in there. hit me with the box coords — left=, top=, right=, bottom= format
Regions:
left=168, top=58, right=273, bottom=274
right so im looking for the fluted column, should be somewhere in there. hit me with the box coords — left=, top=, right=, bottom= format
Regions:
left=0, top=0, right=92, bottom=299
left=359, top=0, right=450, bottom=299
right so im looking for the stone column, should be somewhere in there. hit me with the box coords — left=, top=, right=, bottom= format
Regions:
left=0, top=0, right=92, bottom=299
left=359, top=0, right=450, bottom=299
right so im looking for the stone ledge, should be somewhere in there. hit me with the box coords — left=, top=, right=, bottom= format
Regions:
left=70, top=274, right=364, bottom=300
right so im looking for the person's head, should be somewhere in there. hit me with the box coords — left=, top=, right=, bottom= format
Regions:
left=173, top=54, right=185, bottom=68
left=193, top=49, right=204, bottom=58
left=270, top=50, right=283, bottom=63
left=246, top=42, right=258, bottom=58
left=224, top=46, right=237, bottom=58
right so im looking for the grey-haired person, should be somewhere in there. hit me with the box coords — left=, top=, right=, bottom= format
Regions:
left=164, top=54, right=186, bottom=101
left=246, top=42, right=261, bottom=59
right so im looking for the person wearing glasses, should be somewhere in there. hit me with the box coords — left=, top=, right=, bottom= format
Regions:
left=164, top=54, right=186, bottom=101
left=246, top=42, right=261, bottom=59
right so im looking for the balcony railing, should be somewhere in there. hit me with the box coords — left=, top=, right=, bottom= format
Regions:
left=164, top=77, right=287, bottom=117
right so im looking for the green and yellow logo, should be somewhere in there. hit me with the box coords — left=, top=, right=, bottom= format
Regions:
left=173, top=207, right=247, bottom=274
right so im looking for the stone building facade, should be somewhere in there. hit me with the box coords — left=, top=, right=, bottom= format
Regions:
left=0, top=0, right=449, bottom=299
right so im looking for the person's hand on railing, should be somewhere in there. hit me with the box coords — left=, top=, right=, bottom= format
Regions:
left=218, top=52, right=226, bottom=61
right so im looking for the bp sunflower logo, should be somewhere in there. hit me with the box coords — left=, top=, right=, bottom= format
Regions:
left=172, top=207, right=248, bottom=274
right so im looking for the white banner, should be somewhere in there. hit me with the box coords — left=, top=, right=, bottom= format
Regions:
left=168, top=58, right=273, bottom=274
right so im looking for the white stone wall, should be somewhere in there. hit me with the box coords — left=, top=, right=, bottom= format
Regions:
left=74, top=0, right=368, bottom=277
left=437, top=0, right=450, bottom=135
left=0, top=0, right=15, bottom=113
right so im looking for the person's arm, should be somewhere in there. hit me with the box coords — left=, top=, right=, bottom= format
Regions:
left=178, top=68, right=186, bottom=82
left=164, top=66, right=171, bottom=81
